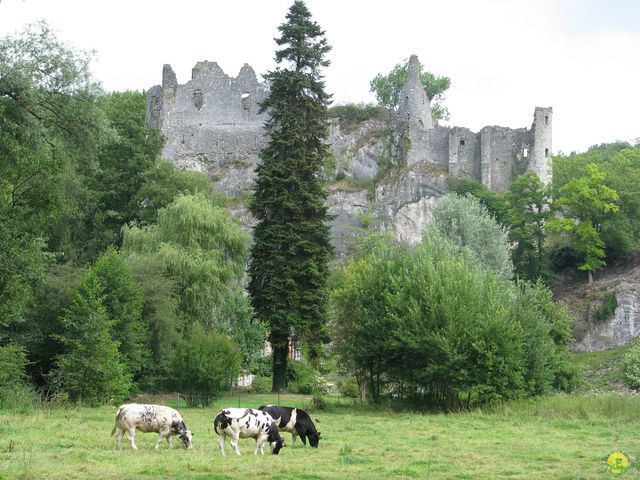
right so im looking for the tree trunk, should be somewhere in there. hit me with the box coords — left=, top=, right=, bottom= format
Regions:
left=358, top=377, right=367, bottom=403
left=272, top=340, right=289, bottom=393
left=588, top=270, right=593, bottom=283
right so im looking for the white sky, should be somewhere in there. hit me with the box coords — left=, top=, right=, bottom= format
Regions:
left=1, top=0, right=639, bottom=154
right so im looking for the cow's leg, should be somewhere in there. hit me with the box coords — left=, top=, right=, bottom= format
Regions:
left=127, top=428, right=138, bottom=450
left=291, top=432, right=298, bottom=446
left=167, top=435, right=173, bottom=448
left=255, top=435, right=264, bottom=455
left=218, top=435, right=226, bottom=456
left=155, top=433, right=165, bottom=449
left=230, top=432, right=241, bottom=455
left=116, top=429, right=124, bottom=450
left=300, top=433, right=307, bottom=446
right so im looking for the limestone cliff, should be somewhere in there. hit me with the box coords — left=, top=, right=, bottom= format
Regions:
left=559, top=267, right=640, bottom=352
left=146, top=55, right=552, bottom=255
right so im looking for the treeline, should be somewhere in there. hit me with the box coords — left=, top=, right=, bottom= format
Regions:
left=449, top=142, right=640, bottom=283
left=0, top=23, right=265, bottom=406
left=333, top=195, right=576, bottom=408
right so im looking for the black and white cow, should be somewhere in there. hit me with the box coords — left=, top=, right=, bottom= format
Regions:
left=214, top=407, right=285, bottom=456
left=111, top=403, right=193, bottom=450
left=258, top=405, right=321, bottom=448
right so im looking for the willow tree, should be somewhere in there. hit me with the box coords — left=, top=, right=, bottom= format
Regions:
left=248, top=1, right=333, bottom=392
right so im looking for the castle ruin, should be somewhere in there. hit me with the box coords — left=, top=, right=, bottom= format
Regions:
left=146, top=55, right=553, bottom=249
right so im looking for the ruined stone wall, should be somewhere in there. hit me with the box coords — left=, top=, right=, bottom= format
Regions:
left=145, top=57, right=552, bottom=254
left=147, top=62, right=268, bottom=196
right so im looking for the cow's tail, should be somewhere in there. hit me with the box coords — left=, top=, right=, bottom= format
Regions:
left=111, top=405, right=125, bottom=436
left=213, top=412, right=222, bottom=435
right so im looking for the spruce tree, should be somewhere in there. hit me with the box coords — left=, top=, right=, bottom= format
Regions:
left=248, top=0, right=333, bottom=392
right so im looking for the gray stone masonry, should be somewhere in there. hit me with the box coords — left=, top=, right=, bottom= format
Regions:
left=146, top=58, right=552, bottom=251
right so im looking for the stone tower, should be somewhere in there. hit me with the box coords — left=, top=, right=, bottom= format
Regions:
left=395, top=55, right=435, bottom=166
left=528, top=107, right=553, bottom=184
left=398, top=55, right=433, bottom=131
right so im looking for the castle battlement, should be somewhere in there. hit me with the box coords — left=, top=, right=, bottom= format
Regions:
left=394, top=55, right=552, bottom=192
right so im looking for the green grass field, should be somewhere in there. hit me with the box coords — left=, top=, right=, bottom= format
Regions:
left=2, top=393, right=640, bottom=479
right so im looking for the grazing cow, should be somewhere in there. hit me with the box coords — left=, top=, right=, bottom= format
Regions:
left=213, top=407, right=285, bottom=456
left=111, top=404, right=193, bottom=451
left=258, top=405, right=321, bottom=448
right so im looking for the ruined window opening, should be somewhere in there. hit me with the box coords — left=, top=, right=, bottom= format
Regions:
left=545, top=148, right=549, bottom=158
left=241, top=93, right=251, bottom=111
left=523, top=148, right=528, bottom=157
left=544, top=115, right=549, bottom=125
left=193, top=89, right=203, bottom=110
left=459, top=139, right=466, bottom=146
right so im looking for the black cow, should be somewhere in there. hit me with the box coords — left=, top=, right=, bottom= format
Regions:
left=258, top=405, right=321, bottom=448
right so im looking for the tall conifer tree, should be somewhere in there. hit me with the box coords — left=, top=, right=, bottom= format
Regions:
left=248, top=1, right=333, bottom=392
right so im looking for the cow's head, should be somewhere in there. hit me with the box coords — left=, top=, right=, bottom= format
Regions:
left=179, top=430, right=194, bottom=449
left=270, top=438, right=285, bottom=455
left=308, top=431, right=321, bottom=448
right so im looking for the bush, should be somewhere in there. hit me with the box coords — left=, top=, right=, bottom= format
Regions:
left=338, top=377, right=360, bottom=398
left=250, top=375, right=272, bottom=394
left=595, top=292, right=618, bottom=322
left=171, top=322, right=242, bottom=407
left=287, top=360, right=319, bottom=394
left=623, top=341, right=640, bottom=390
left=0, top=343, right=37, bottom=409
left=328, top=103, right=388, bottom=133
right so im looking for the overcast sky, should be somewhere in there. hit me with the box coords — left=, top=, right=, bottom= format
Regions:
left=1, top=0, right=639, bottom=154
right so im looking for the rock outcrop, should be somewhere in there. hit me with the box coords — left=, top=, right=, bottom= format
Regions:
left=146, top=55, right=553, bottom=255
left=564, top=267, right=640, bottom=352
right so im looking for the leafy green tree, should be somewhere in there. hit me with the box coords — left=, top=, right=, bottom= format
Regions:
left=553, top=143, right=640, bottom=264
left=248, top=1, right=334, bottom=391
left=91, top=247, right=148, bottom=377
left=370, top=59, right=451, bottom=120
left=0, top=22, right=107, bottom=326
left=122, top=193, right=249, bottom=325
left=333, top=230, right=575, bottom=408
left=333, top=234, right=408, bottom=402
left=447, top=176, right=509, bottom=225
left=505, top=173, right=553, bottom=282
left=551, top=163, right=619, bottom=282
left=47, top=91, right=163, bottom=264
left=171, top=322, right=241, bottom=407
left=52, top=271, right=132, bottom=405
left=133, top=159, right=213, bottom=225
left=15, top=263, right=85, bottom=385
left=126, top=255, right=181, bottom=390
left=623, top=340, right=640, bottom=390
left=208, top=289, right=267, bottom=373
left=432, top=193, right=513, bottom=280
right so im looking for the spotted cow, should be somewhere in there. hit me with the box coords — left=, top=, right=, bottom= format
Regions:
left=259, top=405, right=321, bottom=447
left=111, top=403, right=193, bottom=450
left=213, top=407, right=285, bottom=455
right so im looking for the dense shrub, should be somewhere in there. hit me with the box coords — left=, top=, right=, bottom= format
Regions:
left=334, top=231, right=575, bottom=408
left=171, top=322, right=242, bottom=407
left=337, top=377, right=360, bottom=398
left=595, top=292, right=618, bottom=322
left=623, top=341, right=640, bottom=390
left=250, top=375, right=272, bottom=394
left=328, top=104, right=388, bottom=133
left=287, top=360, right=319, bottom=395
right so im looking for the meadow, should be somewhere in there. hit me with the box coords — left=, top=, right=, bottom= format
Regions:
left=2, top=393, right=640, bottom=479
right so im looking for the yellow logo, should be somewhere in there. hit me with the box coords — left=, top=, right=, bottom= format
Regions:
left=608, top=452, right=630, bottom=474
